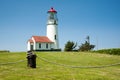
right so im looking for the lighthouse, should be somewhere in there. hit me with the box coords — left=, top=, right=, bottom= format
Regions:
left=27, top=7, right=60, bottom=51
left=47, top=7, right=59, bottom=49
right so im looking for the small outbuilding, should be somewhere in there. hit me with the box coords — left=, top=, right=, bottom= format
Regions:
left=27, top=36, right=54, bottom=51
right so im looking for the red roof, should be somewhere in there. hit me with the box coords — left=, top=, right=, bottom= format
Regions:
left=48, top=7, right=57, bottom=13
left=29, top=36, right=53, bottom=43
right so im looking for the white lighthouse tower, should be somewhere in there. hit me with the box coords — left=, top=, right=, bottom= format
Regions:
left=47, top=7, right=59, bottom=49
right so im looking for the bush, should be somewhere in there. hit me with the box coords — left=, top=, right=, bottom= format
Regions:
left=94, top=48, right=120, bottom=55
left=64, top=41, right=77, bottom=51
left=0, top=50, right=10, bottom=53
left=78, top=41, right=95, bottom=51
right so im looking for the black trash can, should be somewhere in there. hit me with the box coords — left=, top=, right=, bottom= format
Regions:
left=29, top=54, right=37, bottom=68
left=27, top=51, right=37, bottom=68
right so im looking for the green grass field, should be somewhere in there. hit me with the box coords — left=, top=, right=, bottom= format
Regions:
left=0, top=52, right=120, bottom=80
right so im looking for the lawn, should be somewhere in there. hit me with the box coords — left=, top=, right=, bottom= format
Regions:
left=0, top=52, right=120, bottom=80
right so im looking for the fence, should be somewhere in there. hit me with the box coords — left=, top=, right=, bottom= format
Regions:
left=0, top=56, right=120, bottom=69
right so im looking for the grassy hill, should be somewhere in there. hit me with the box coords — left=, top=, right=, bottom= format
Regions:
left=0, top=52, right=120, bottom=80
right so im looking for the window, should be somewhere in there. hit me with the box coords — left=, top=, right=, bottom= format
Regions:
left=49, top=13, right=54, bottom=19
left=55, top=35, right=56, bottom=40
left=46, top=43, right=48, bottom=49
left=39, top=43, right=41, bottom=48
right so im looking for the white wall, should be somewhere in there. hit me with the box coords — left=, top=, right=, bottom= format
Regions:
left=47, top=24, right=59, bottom=49
left=27, top=41, right=30, bottom=51
left=36, top=42, right=54, bottom=50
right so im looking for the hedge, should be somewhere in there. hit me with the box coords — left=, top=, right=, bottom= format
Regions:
left=0, top=50, right=10, bottom=53
left=94, top=48, right=120, bottom=55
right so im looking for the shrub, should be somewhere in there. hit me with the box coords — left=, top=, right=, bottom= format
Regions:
left=0, top=50, right=10, bottom=53
left=94, top=48, right=120, bottom=55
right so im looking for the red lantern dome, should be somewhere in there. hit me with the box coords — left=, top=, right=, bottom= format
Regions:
left=48, top=7, right=57, bottom=13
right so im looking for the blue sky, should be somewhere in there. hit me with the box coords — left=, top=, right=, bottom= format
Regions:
left=0, top=0, right=120, bottom=51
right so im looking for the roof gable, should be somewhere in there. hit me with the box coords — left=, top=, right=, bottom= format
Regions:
left=28, top=39, right=33, bottom=43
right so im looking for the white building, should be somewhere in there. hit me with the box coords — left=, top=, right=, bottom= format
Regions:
left=27, top=7, right=60, bottom=51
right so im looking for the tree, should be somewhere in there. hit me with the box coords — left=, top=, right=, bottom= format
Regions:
left=64, top=41, right=77, bottom=51
left=78, top=36, right=95, bottom=51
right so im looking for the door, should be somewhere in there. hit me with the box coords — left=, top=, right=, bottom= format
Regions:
left=30, top=45, right=33, bottom=51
